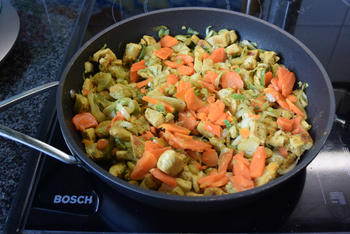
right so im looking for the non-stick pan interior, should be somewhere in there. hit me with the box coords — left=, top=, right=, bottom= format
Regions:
left=57, top=8, right=335, bottom=209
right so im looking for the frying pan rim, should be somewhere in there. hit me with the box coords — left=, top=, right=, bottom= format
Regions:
left=57, top=7, right=335, bottom=202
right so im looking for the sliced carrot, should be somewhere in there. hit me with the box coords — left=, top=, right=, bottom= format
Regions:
left=162, top=131, right=211, bottom=152
left=287, top=94, right=297, bottom=103
left=210, top=175, right=229, bottom=187
left=72, top=112, right=98, bottom=131
left=154, top=47, right=173, bottom=60
left=130, top=151, right=157, bottom=180
left=233, top=153, right=250, bottom=179
left=107, top=111, right=125, bottom=130
left=130, top=60, right=146, bottom=83
left=292, top=116, right=308, bottom=135
left=174, top=79, right=191, bottom=100
left=202, top=52, right=210, bottom=61
left=142, top=96, right=175, bottom=113
left=277, top=117, right=294, bottom=132
left=159, top=35, right=178, bottom=48
left=198, top=80, right=217, bottom=93
left=279, top=147, right=289, bottom=157
left=164, top=60, right=182, bottom=69
left=221, top=71, right=244, bottom=89
left=140, top=88, right=147, bottom=94
left=175, top=54, right=194, bottom=65
left=249, top=146, right=266, bottom=179
left=206, top=94, right=216, bottom=104
left=184, top=88, right=205, bottom=111
left=203, top=121, right=222, bottom=137
left=145, top=140, right=162, bottom=151
left=149, top=147, right=172, bottom=159
left=178, top=111, right=198, bottom=131
left=141, top=131, right=154, bottom=140
left=240, top=128, right=250, bottom=138
left=209, top=47, right=226, bottom=63
left=278, top=67, right=296, bottom=97
left=230, top=175, right=254, bottom=192
left=202, top=148, right=219, bottom=167
left=197, top=171, right=227, bottom=188
left=203, top=71, right=218, bottom=84
left=270, top=77, right=281, bottom=92
left=286, top=98, right=305, bottom=117
left=135, top=78, right=152, bottom=89
left=166, top=74, right=179, bottom=85
left=159, top=123, right=191, bottom=135
left=208, top=100, right=225, bottom=122
left=233, top=152, right=249, bottom=166
left=96, top=139, right=109, bottom=150
left=151, top=168, right=177, bottom=187
left=218, top=150, right=233, bottom=174
left=177, top=65, right=195, bottom=76
left=264, top=71, right=273, bottom=85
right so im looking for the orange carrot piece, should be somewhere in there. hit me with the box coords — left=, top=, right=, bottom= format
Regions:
left=177, top=65, right=195, bottom=76
left=218, top=150, right=233, bottom=174
left=72, top=112, right=98, bottom=131
left=240, top=128, right=250, bottom=138
left=107, top=110, right=125, bottom=130
left=175, top=54, right=194, bottom=65
left=174, top=79, right=191, bottom=100
left=279, top=147, right=289, bottom=157
left=151, top=168, right=177, bottom=187
left=230, top=175, right=254, bottom=192
left=159, top=123, right=191, bottom=135
left=142, top=96, right=175, bottom=113
left=202, top=52, right=210, bottom=61
left=292, top=116, right=308, bottom=135
left=178, top=111, right=198, bottom=131
left=209, top=47, right=226, bottom=63
left=202, top=148, right=219, bottom=167
left=130, top=151, right=157, bottom=180
left=221, top=71, right=244, bottom=89
left=208, top=100, right=225, bottom=122
left=203, top=121, right=222, bottom=137
left=159, top=35, right=178, bottom=48
left=286, top=98, right=305, bottom=117
left=135, top=78, right=152, bottom=89
left=166, top=74, right=179, bottom=85
left=206, top=94, right=216, bottom=104
left=184, top=88, right=205, bottom=111
left=278, top=67, right=296, bottom=97
left=130, top=60, right=146, bottom=83
left=96, top=139, right=109, bottom=150
left=233, top=154, right=250, bottom=179
left=203, top=71, right=218, bottom=84
left=154, top=47, right=173, bottom=60
left=249, top=146, right=266, bottom=179
left=197, top=171, right=227, bottom=188
left=164, top=60, right=182, bottom=69
left=163, top=131, right=211, bottom=152
left=144, top=140, right=162, bottom=151
left=265, top=71, right=273, bottom=85
left=141, top=131, right=154, bottom=140
left=233, top=152, right=249, bottom=167
left=210, top=175, right=229, bottom=187
left=149, top=147, right=172, bottom=159
left=270, top=77, right=281, bottom=91
left=287, top=94, right=297, bottom=103
left=277, top=117, right=294, bottom=132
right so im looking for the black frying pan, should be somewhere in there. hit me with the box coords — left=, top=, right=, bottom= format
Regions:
left=1, top=7, right=335, bottom=211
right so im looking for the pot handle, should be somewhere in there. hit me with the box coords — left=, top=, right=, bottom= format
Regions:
left=0, top=124, right=78, bottom=165
left=0, top=81, right=59, bottom=111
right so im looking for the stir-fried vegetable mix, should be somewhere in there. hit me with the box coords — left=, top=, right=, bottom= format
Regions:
left=71, top=26, right=313, bottom=196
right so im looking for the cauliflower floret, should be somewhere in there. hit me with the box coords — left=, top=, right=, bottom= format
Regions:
left=157, top=150, right=185, bottom=176
left=255, top=162, right=279, bottom=186
left=237, top=136, right=260, bottom=157
left=93, top=48, right=117, bottom=71
left=206, top=33, right=230, bottom=48
left=145, top=108, right=164, bottom=127
left=241, top=56, right=257, bottom=70
left=225, top=43, right=242, bottom=56
left=259, top=51, right=279, bottom=65
left=289, top=133, right=313, bottom=156
left=267, top=130, right=288, bottom=148
left=123, top=43, right=142, bottom=63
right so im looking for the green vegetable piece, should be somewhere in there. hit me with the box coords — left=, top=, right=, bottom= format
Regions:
left=92, top=72, right=115, bottom=92
left=232, top=94, right=246, bottom=100
left=95, top=120, right=111, bottom=138
left=187, top=27, right=199, bottom=35
left=136, top=44, right=146, bottom=62
left=82, top=128, right=96, bottom=142
left=260, top=68, right=266, bottom=86
left=224, top=120, right=232, bottom=128
left=109, top=163, right=126, bottom=178
left=155, top=103, right=166, bottom=113
left=87, top=91, right=106, bottom=122
left=114, top=137, right=127, bottom=150
left=153, top=25, right=169, bottom=38
left=74, top=94, right=89, bottom=113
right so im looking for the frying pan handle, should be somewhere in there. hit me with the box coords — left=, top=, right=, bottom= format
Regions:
left=0, top=124, right=78, bottom=165
left=335, top=115, right=350, bottom=130
left=0, top=81, right=59, bottom=111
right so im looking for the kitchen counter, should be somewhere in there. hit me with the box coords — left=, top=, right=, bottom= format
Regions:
left=0, top=0, right=82, bottom=229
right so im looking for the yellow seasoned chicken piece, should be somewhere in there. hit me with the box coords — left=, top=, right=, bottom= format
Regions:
left=289, top=133, right=313, bottom=156
left=93, top=48, right=117, bottom=71
left=255, top=162, right=279, bottom=186
left=157, top=150, right=185, bottom=176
